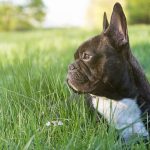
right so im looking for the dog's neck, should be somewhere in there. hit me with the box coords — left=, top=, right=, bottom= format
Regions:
left=92, top=62, right=138, bottom=100
left=127, top=48, right=150, bottom=101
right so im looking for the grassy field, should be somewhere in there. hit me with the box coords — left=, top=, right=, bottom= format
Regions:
left=0, top=25, right=150, bottom=149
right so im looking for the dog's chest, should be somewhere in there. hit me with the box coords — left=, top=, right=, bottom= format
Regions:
left=91, top=95, right=149, bottom=139
left=91, top=96, right=140, bottom=127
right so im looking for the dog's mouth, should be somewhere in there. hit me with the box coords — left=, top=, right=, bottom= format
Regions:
left=67, top=79, right=79, bottom=92
left=66, top=79, right=83, bottom=94
left=67, top=72, right=100, bottom=94
left=66, top=71, right=87, bottom=93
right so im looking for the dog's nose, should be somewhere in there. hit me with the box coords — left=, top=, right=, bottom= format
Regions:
left=68, top=64, right=76, bottom=70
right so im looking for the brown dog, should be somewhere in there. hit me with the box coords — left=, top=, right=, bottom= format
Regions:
left=67, top=2, right=150, bottom=141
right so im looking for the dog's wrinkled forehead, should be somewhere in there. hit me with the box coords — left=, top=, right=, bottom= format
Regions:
left=74, top=35, right=102, bottom=59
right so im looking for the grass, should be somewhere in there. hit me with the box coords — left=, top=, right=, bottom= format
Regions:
left=0, top=25, right=150, bottom=149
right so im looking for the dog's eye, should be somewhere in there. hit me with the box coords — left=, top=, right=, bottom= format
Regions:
left=82, top=52, right=92, bottom=61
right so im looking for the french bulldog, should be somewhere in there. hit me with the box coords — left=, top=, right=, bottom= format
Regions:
left=67, top=2, right=150, bottom=141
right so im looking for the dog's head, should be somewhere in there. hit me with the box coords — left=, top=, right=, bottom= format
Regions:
left=67, top=3, right=137, bottom=100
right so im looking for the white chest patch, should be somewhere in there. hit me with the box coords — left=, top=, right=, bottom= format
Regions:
left=91, top=95, right=149, bottom=140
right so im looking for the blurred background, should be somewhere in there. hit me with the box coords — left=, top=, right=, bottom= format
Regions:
left=0, top=0, right=149, bottom=31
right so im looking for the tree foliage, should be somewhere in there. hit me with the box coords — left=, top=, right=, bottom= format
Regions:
left=126, top=0, right=150, bottom=24
left=86, top=0, right=150, bottom=27
left=0, top=0, right=45, bottom=31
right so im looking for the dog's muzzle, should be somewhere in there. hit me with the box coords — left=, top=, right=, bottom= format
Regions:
left=68, top=63, right=88, bottom=81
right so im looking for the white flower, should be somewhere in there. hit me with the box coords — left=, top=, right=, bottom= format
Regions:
left=51, top=121, right=58, bottom=126
left=46, top=120, right=64, bottom=127
left=58, top=121, right=63, bottom=126
left=46, top=121, right=51, bottom=126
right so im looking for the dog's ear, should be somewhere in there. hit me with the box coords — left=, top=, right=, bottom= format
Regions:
left=106, top=3, right=128, bottom=48
left=103, top=12, right=109, bottom=32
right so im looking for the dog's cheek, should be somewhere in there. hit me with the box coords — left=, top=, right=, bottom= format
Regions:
left=103, top=76, right=109, bottom=83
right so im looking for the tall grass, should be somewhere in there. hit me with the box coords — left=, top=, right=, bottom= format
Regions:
left=0, top=26, right=150, bottom=149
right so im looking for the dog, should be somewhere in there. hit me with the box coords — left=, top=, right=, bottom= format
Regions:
left=67, top=2, right=150, bottom=141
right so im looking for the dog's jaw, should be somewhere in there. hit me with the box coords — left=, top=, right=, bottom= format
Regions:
left=67, top=79, right=79, bottom=92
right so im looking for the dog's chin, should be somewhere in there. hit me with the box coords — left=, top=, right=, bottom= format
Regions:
left=67, top=79, right=79, bottom=92
left=67, top=79, right=83, bottom=94
left=67, top=78, right=99, bottom=94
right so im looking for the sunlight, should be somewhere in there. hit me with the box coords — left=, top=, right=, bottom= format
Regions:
left=43, top=0, right=90, bottom=27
